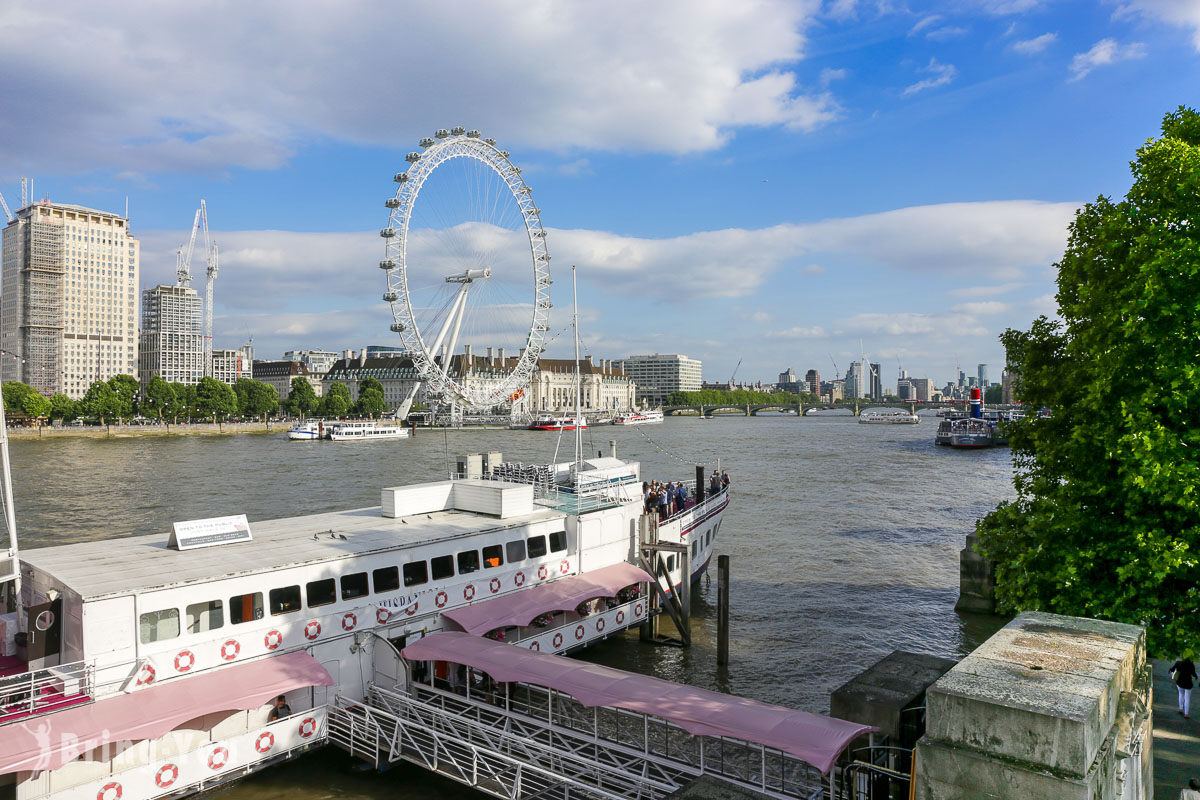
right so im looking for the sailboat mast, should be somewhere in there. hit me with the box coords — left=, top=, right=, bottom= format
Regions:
left=572, top=265, right=583, bottom=471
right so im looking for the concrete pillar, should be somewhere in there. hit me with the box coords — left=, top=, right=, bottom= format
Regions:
left=954, top=533, right=996, bottom=614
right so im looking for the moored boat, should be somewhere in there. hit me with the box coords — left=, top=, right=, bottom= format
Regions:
left=287, top=420, right=324, bottom=440
left=612, top=409, right=664, bottom=426
left=327, top=420, right=409, bottom=441
left=935, top=416, right=995, bottom=447
left=528, top=416, right=586, bottom=431
left=858, top=408, right=919, bottom=424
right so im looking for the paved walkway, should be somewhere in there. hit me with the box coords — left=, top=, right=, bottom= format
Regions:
left=1153, top=659, right=1199, bottom=798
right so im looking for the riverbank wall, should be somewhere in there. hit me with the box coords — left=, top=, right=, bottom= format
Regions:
left=6, top=422, right=279, bottom=439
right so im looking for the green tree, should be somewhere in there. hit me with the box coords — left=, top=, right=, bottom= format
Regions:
left=23, top=392, right=51, bottom=423
left=142, top=376, right=176, bottom=422
left=984, top=384, right=1003, bottom=404
left=976, top=107, right=1200, bottom=657
left=81, top=381, right=121, bottom=425
left=195, top=377, right=237, bottom=423
left=356, top=387, right=388, bottom=418
left=1, top=382, right=35, bottom=418
left=168, top=382, right=191, bottom=423
left=323, top=381, right=352, bottom=417
left=235, top=378, right=279, bottom=422
left=49, top=393, right=77, bottom=423
left=358, top=377, right=384, bottom=398
left=288, top=377, right=318, bottom=417
left=107, top=373, right=139, bottom=422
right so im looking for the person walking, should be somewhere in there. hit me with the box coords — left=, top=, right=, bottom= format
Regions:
left=1172, top=656, right=1197, bottom=718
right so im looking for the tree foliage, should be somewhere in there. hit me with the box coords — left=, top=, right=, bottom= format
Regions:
left=288, top=376, right=318, bottom=417
left=667, top=388, right=817, bottom=407
left=168, top=382, right=191, bottom=423
left=0, top=381, right=51, bottom=421
left=235, top=378, right=279, bottom=422
left=195, top=377, right=237, bottom=422
left=107, top=374, right=139, bottom=421
left=321, top=381, right=352, bottom=417
left=81, top=381, right=121, bottom=425
left=356, top=387, right=388, bottom=418
left=976, top=107, right=1200, bottom=657
left=142, top=376, right=175, bottom=421
left=49, top=393, right=77, bottom=422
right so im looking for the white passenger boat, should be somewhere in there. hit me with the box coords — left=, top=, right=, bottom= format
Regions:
left=858, top=408, right=919, bottom=425
left=326, top=420, right=409, bottom=441
left=528, top=416, right=586, bottom=431
left=612, top=409, right=664, bottom=426
left=0, top=434, right=728, bottom=800
left=286, top=420, right=324, bottom=440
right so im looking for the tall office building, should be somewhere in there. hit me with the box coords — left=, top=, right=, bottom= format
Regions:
left=805, top=369, right=821, bottom=395
left=978, top=363, right=989, bottom=388
left=617, top=353, right=701, bottom=406
left=870, top=362, right=882, bottom=401
left=139, top=285, right=204, bottom=387
left=1, top=202, right=140, bottom=398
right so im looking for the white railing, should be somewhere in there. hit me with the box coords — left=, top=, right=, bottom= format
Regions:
left=505, top=598, right=649, bottom=653
left=0, top=659, right=93, bottom=723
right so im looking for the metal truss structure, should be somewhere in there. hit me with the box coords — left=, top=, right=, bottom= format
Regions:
left=380, top=129, right=551, bottom=409
left=329, top=681, right=829, bottom=800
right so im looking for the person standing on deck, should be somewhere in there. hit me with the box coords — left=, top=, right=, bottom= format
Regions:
left=709, top=471, right=720, bottom=495
left=657, top=486, right=669, bottom=520
left=1171, top=656, right=1197, bottom=718
left=675, top=481, right=687, bottom=513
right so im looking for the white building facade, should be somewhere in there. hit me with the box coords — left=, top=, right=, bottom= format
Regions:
left=283, top=349, right=339, bottom=377
left=618, top=353, right=701, bottom=406
left=138, top=284, right=204, bottom=387
left=1, top=202, right=140, bottom=398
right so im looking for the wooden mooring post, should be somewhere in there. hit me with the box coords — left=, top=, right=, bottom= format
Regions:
left=717, top=554, right=730, bottom=666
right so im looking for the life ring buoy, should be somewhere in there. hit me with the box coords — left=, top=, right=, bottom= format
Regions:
left=174, top=650, right=195, bottom=672
left=304, top=621, right=321, bottom=640
left=154, top=764, right=178, bottom=788
left=575, top=624, right=585, bottom=641
left=405, top=600, right=418, bottom=616
left=515, top=571, right=526, bottom=587
left=616, top=610, right=625, bottom=624
left=299, top=717, right=317, bottom=738
left=207, top=746, right=228, bottom=770
left=341, top=612, right=357, bottom=631
left=552, top=632, right=563, bottom=648
left=376, top=607, right=391, bottom=624
left=489, top=577, right=501, bottom=594
left=255, top=731, right=274, bottom=753
left=463, top=584, right=476, bottom=601
left=264, top=630, right=282, bottom=650
left=220, top=640, right=240, bottom=661
left=537, top=565, right=548, bottom=580
left=136, top=664, right=155, bottom=685
left=435, top=591, right=448, bottom=608
left=596, top=618, right=606, bottom=633
left=529, top=641, right=540, bottom=651
left=634, top=602, right=643, bottom=617
left=97, top=782, right=122, bottom=800
left=560, top=559, right=570, bottom=575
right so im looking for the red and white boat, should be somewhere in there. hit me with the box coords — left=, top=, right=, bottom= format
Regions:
left=612, top=409, right=663, bottom=426
left=528, top=416, right=587, bottom=431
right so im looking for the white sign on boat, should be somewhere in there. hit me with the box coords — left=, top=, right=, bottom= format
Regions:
left=168, top=514, right=253, bottom=550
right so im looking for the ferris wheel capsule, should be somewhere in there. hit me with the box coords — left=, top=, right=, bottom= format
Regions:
left=389, top=323, right=405, bottom=333
left=394, top=172, right=409, bottom=183
left=419, top=137, right=435, bottom=148
left=434, top=129, right=450, bottom=138
left=466, top=130, right=481, bottom=138
left=499, top=151, right=509, bottom=158
left=383, top=291, right=398, bottom=302
left=450, top=126, right=466, bottom=136
left=484, top=138, right=496, bottom=145
left=385, top=198, right=400, bottom=208
left=405, top=152, right=422, bottom=163
left=379, top=259, right=396, bottom=269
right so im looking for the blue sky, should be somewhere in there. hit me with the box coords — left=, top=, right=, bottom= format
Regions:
left=1, top=0, right=1197, bottom=387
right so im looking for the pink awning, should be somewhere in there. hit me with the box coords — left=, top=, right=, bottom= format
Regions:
left=401, top=632, right=875, bottom=774
left=441, top=562, right=653, bottom=636
left=0, top=650, right=333, bottom=774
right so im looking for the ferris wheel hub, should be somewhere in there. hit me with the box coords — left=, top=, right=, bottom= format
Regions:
left=445, top=267, right=490, bottom=283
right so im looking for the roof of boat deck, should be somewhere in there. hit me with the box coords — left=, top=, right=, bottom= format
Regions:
left=20, top=499, right=568, bottom=600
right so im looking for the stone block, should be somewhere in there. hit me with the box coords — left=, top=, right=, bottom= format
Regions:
left=831, top=650, right=958, bottom=744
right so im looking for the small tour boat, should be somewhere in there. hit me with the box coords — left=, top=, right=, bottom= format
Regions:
left=934, top=416, right=995, bottom=447
left=327, top=420, right=409, bottom=441
left=528, top=416, right=587, bottom=431
left=287, top=420, right=324, bottom=440
left=612, top=410, right=664, bottom=426
left=858, top=408, right=919, bottom=425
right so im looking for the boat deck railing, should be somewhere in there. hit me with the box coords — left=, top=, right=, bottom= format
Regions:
left=0, top=659, right=93, bottom=725
left=450, top=469, right=635, bottom=514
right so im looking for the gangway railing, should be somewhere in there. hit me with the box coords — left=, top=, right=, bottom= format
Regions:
left=329, top=680, right=828, bottom=800
left=0, top=659, right=93, bottom=724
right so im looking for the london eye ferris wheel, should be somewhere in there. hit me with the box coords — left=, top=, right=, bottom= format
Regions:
left=378, top=127, right=552, bottom=409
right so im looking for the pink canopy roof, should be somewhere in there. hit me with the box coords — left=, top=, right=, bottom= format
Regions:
left=402, top=632, right=875, bottom=774
left=442, top=562, right=653, bottom=636
left=0, top=650, right=333, bottom=774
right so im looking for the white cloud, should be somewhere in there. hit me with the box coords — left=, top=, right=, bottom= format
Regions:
left=1026, top=293, right=1061, bottom=317
left=902, top=58, right=958, bottom=96
left=947, top=282, right=1028, bottom=297
left=768, top=326, right=829, bottom=339
left=910, top=14, right=943, bottom=33
left=838, top=311, right=990, bottom=337
left=1114, top=0, right=1200, bottom=51
left=926, top=26, right=970, bottom=40
left=1068, top=38, right=1147, bottom=81
left=1012, top=32, right=1057, bottom=53
left=978, top=0, right=1042, bottom=13
left=801, top=264, right=827, bottom=274
left=0, top=0, right=837, bottom=174
left=952, top=301, right=1010, bottom=314
left=820, top=68, right=848, bottom=87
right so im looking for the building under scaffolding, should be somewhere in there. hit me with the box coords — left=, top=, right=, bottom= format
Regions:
left=138, top=285, right=204, bottom=387
left=0, top=202, right=140, bottom=399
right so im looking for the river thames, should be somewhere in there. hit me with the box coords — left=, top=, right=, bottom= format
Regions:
left=11, top=414, right=1014, bottom=799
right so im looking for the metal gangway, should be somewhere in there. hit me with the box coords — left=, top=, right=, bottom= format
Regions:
left=328, top=678, right=832, bottom=800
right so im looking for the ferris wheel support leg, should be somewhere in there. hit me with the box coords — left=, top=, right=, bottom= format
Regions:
left=443, top=284, right=472, bottom=369
left=429, top=283, right=471, bottom=363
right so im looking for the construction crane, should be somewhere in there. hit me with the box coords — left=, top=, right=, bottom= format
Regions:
left=204, top=234, right=218, bottom=379
left=829, top=354, right=840, bottom=379
left=175, top=206, right=204, bottom=287
left=0, top=190, right=11, bottom=223
left=729, top=358, right=742, bottom=388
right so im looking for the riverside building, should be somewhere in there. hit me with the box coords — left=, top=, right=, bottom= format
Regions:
left=283, top=349, right=339, bottom=377
left=138, top=285, right=204, bottom=388
left=1, top=201, right=140, bottom=399
left=253, top=360, right=322, bottom=400
left=617, top=353, right=701, bottom=406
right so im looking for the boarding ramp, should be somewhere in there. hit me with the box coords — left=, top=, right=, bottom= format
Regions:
left=327, top=632, right=873, bottom=800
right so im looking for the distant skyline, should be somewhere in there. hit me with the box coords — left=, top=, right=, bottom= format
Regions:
left=2, top=0, right=1197, bottom=387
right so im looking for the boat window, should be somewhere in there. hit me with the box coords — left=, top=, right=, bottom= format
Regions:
left=230, top=592, right=264, bottom=624
left=549, top=531, right=567, bottom=553
left=666, top=555, right=676, bottom=572
left=431, top=555, right=454, bottom=580
left=506, top=539, right=526, bottom=563
left=270, top=585, right=302, bottom=615
left=186, top=600, right=223, bottom=634
left=139, top=608, right=179, bottom=644
left=341, top=572, right=369, bottom=600
left=527, top=535, right=548, bottom=558
left=306, top=579, right=336, bottom=608
left=457, top=550, right=480, bottom=574
left=403, top=561, right=429, bottom=587
left=482, top=544, right=504, bottom=569
left=692, top=541, right=698, bottom=559
left=374, top=566, right=401, bottom=593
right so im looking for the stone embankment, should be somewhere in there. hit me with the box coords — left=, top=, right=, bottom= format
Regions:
left=7, top=422, right=278, bottom=439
